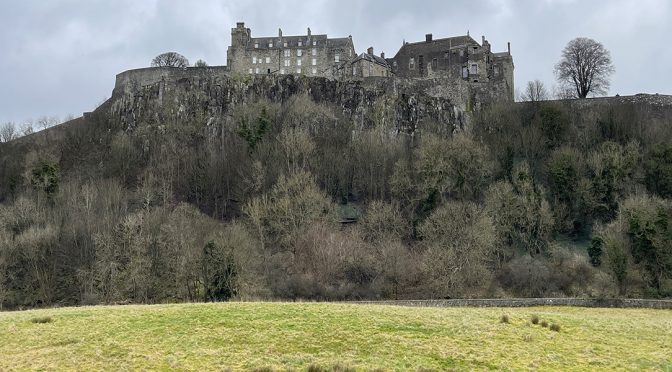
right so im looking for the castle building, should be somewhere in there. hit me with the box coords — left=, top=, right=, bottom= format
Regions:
left=388, top=33, right=514, bottom=98
left=227, top=22, right=355, bottom=78
left=351, top=47, right=391, bottom=77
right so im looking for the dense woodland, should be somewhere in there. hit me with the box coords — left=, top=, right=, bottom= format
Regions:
left=0, top=91, right=671, bottom=310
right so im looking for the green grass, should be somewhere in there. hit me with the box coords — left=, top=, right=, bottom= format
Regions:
left=0, top=303, right=670, bottom=371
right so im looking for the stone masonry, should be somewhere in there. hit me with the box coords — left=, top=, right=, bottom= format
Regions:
left=227, top=22, right=356, bottom=79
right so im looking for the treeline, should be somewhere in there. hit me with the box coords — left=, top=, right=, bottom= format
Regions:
left=0, top=94, right=671, bottom=309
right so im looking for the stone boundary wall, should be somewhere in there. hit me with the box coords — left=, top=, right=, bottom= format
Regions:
left=113, top=66, right=231, bottom=97
left=518, top=93, right=672, bottom=108
left=349, top=298, right=672, bottom=309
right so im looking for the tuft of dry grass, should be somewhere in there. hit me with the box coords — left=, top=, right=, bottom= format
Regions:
left=29, top=316, right=53, bottom=324
left=550, top=323, right=561, bottom=332
left=531, top=315, right=539, bottom=325
left=540, top=320, right=549, bottom=328
left=500, top=314, right=510, bottom=323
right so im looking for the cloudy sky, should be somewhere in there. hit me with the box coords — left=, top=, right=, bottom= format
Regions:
left=1, top=0, right=670, bottom=124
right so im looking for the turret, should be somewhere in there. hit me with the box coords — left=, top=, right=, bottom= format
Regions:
left=231, top=21, right=250, bottom=47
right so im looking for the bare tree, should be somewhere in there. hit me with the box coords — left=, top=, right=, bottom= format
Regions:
left=194, top=59, right=208, bottom=67
left=37, top=116, right=59, bottom=131
left=521, top=80, right=549, bottom=102
left=0, top=122, right=16, bottom=142
left=21, top=120, right=34, bottom=136
left=554, top=37, right=614, bottom=98
left=151, top=52, right=190, bottom=68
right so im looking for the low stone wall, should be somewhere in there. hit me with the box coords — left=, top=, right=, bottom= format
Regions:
left=350, top=298, right=672, bottom=309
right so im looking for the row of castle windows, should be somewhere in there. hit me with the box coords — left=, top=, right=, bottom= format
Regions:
left=252, top=52, right=340, bottom=65
left=254, top=40, right=318, bottom=48
left=248, top=67, right=319, bottom=75
left=406, top=57, right=478, bottom=75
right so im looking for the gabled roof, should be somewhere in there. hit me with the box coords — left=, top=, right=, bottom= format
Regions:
left=352, top=52, right=390, bottom=67
left=393, top=35, right=480, bottom=58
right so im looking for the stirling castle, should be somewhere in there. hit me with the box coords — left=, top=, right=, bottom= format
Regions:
left=227, top=22, right=514, bottom=101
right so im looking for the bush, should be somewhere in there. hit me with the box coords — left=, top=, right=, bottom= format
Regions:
left=531, top=315, right=539, bottom=325
left=550, top=323, right=561, bottom=332
left=540, top=320, right=548, bottom=328
left=500, top=314, right=510, bottom=323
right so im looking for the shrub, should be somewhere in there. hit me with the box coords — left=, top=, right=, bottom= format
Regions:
left=531, top=315, right=540, bottom=325
left=550, top=323, right=561, bottom=332
left=500, top=314, right=510, bottom=323
left=30, top=316, right=53, bottom=324
left=540, top=320, right=548, bottom=328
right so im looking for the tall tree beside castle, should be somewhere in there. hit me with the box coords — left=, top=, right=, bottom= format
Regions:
left=555, top=37, right=614, bottom=99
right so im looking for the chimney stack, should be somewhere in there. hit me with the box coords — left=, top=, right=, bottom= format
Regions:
left=236, top=22, right=245, bottom=28
left=426, top=33, right=433, bottom=42
left=507, top=42, right=511, bottom=55
left=307, top=27, right=311, bottom=36
left=279, top=28, right=282, bottom=37
left=367, top=47, right=374, bottom=55
left=380, top=52, right=385, bottom=59
left=482, top=35, right=485, bottom=45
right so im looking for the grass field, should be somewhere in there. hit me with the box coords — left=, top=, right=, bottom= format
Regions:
left=0, top=302, right=670, bottom=371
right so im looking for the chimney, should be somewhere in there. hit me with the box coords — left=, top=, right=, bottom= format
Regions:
left=507, top=42, right=511, bottom=55
left=380, top=52, right=385, bottom=59
left=279, top=28, right=282, bottom=37
left=426, top=33, right=433, bottom=42
left=482, top=35, right=485, bottom=45
left=307, top=27, right=311, bottom=36
left=236, top=22, right=245, bottom=28
left=367, top=47, right=374, bottom=55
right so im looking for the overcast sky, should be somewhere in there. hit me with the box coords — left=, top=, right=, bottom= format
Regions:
left=1, top=0, right=670, bottom=124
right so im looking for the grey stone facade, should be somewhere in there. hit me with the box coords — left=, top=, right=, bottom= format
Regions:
left=388, top=33, right=514, bottom=101
left=227, top=22, right=355, bottom=78
left=351, top=47, right=391, bottom=78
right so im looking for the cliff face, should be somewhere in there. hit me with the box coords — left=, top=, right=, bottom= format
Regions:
left=109, top=67, right=469, bottom=136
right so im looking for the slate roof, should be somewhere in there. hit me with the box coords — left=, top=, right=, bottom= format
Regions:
left=352, top=52, right=390, bottom=67
left=392, top=35, right=480, bottom=58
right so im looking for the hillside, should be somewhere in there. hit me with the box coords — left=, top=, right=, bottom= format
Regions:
left=1, top=302, right=671, bottom=370
left=1, top=69, right=672, bottom=310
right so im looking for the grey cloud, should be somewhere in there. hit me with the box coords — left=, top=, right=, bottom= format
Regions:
left=1, top=0, right=670, bottom=123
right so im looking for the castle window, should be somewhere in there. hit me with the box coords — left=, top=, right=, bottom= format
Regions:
left=335, top=54, right=340, bottom=62
left=393, top=61, right=398, bottom=68
left=432, top=58, right=437, bottom=70
left=252, top=56, right=257, bottom=64
left=266, top=57, right=271, bottom=64
left=409, top=57, right=415, bottom=69
left=280, top=68, right=285, bottom=74
left=494, top=66, right=500, bottom=75
left=313, top=40, right=317, bottom=46
left=255, top=67, right=259, bottom=74
left=312, top=68, right=317, bottom=74
left=284, top=59, right=291, bottom=67
left=297, top=49, right=303, bottom=57
left=254, top=42, right=259, bottom=48
left=444, top=52, right=449, bottom=59
left=459, top=50, right=464, bottom=57
left=470, top=63, right=478, bottom=74
left=268, top=41, right=273, bottom=48
left=312, top=48, right=317, bottom=56
left=284, top=41, right=288, bottom=47
left=284, top=49, right=290, bottom=57
left=298, top=41, right=303, bottom=47
left=249, top=68, right=253, bottom=74
left=312, top=58, right=317, bottom=66
left=462, top=66, right=468, bottom=78
left=297, top=58, right=302, bottom=66
left=297, top=68, right=302, bottom=74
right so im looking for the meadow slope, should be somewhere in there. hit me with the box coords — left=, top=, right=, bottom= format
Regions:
left=0, top=303, right=670, bottom=370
